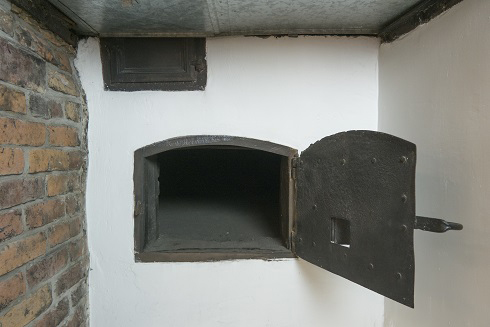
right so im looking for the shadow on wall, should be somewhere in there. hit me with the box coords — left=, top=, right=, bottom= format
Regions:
left=379, top=0, right=489, bottom=325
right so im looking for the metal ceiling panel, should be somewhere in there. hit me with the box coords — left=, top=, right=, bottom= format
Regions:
left=47, top=0, right=423, bottom=37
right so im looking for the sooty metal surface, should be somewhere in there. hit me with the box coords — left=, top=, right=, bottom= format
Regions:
left=295, top=130, right=416, bottom=307
left=47, top=0, right=422, bottom=36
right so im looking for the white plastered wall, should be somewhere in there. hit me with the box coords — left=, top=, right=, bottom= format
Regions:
left=379, top=0, right=490, bottom=325
left=76, top=36, right=383, bottom=327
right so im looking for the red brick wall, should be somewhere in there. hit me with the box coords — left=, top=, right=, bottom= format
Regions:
left=0, top=1, right=89, bottom=326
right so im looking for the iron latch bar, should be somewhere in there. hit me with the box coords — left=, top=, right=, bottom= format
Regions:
left=415, top=216, right=463, bottom=233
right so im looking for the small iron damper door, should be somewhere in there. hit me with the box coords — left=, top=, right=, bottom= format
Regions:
left=294, top=131, right=416, bottom=307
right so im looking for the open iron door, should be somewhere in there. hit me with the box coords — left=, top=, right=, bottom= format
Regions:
left=294, top=131, right=416, bottom=307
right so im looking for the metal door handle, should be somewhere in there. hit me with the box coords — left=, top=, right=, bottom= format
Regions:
left=415, top=216, right=463, bottom=233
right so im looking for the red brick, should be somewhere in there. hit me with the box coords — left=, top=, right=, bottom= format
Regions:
left=0, top=284, right=52, bottom=327
left=48, top=219, right=80, bottom=247
left=0, top=209, right=23, bottom=242
left=68, top=238, right=87, bottom=262
left=47, top=69, right=79, bottom=96
left=14, top=21, right=72, bottom=73
left=70, top=281, right=86, bottom=306
left=64, top=102, right=80, bottom=122
left=48, top=223, right=70, bottom=248
left=56, top=261, right=86, bottom=296
left=69, top=218, right=81, bottom=238
left=40, top=27, right=74, bottom=51
left=65, top=194, right=82, bottom=215
left=33, top=297, right=69, bottom=327
left=26, top=198, right=65, bottom=229
left=0, top=177, right=44, bottom=209
left=26, top=248, right=68, bottom=287
left=0, top=272, right=25, bottom=310
left=50, top=102, right=64, bottom=118
left=29, top=149, right=70, bottom=173
left=0, top=232, right=46, bottom=275
left=0, top=147, right=24, bottom=175
left=0, top=117, right=46, bottom=146
left=62, top=300, right=86, bottom=327
left=0, top=84, right=26, bottom=113
left=49, top=125, right=79, bottom=147
left=55, top=50, right=72, bottom=73
left=47, top=173, right=80, bottom=196
left=12, top=5, right=74, bottom=54
left=0, top=38, right=45, bottom=92
left=29, top=93, right=63, bottom=119
left=68, top=150, right=84, bottom=170
left=15, top=23, right=56, bottom=66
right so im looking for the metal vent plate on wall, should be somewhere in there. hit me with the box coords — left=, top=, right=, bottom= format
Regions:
left=100, top=38, right=207, bottom=91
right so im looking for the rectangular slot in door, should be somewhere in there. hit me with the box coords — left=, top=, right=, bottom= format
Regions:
left=330, top=217, right=350, bottom=248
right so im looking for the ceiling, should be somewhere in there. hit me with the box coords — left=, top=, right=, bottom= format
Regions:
left=47, top=0, right=425, bottom=37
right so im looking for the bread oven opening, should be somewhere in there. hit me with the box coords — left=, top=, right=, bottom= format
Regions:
left=134, top=136, right=297, bottom=261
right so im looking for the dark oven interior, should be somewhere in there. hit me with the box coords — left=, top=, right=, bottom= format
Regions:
left=134, top=136, right=297, bottom=261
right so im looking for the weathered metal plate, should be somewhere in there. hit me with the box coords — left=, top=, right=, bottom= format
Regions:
left=100, top=38, right=207, bottom=91
left=295, top=131, right=416, bottom=307
left=46, top=0, right=421, bottom=37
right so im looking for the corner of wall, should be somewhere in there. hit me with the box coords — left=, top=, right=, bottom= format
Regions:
left=0, top=1, right=89, bottom=326
left=378, top=0, right=489, bottom=325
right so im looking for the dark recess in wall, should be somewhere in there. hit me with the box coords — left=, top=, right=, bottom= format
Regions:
left=156, top=148, right=283, bottom=253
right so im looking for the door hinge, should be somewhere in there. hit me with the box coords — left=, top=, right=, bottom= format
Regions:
left=134, top=201, right=144, bottom=217
left=291, top=157, right=299, bottom=179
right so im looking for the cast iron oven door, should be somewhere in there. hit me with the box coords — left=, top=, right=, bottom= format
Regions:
left=294, top=131, right=416, bottom=307
left=134, top=131, right=462, bottom=308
